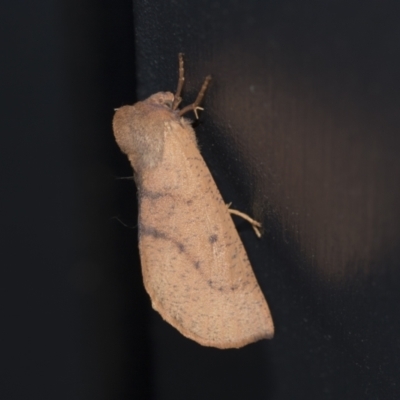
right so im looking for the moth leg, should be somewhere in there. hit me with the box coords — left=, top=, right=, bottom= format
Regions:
left=226, top=204, right=262, bottom=238
left=172, top=53, right=185, bottom=110
left=115, top=176, right=134, bottom=180
left=179, top=75, right=212, bottom=118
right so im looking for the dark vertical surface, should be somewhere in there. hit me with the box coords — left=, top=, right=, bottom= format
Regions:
left=1, top=1, right=150, bottom=399
left=2, top=1, right=400, bottom=399
left=131, top=1, right=400, bottom=399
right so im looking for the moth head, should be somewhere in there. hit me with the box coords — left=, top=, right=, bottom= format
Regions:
left=146, top=91, right=175, bottom=109
left=112, top=92, right=176, bottom=173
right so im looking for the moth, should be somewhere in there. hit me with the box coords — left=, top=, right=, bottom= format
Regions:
left=112, top=54, right=274, bottom=348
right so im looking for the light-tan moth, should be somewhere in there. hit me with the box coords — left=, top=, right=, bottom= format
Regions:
left=112, top=54, right=274, bottom=349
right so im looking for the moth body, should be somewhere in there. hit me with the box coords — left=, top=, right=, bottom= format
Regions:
left=112, top=55, right=274, bottom=348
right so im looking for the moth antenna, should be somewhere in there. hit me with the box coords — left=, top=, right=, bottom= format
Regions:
left=179, top=75, right=212, bottom=118
left=172, top=53, right=185, bottom=110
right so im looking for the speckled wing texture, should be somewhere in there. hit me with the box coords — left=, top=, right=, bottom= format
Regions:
left=138, top=117, right=274, bottom=349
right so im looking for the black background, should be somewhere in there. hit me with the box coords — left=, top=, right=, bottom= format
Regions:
left=2, top=1, right=400, bottom=399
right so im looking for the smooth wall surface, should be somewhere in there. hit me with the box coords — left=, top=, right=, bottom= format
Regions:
left=131, top=0, right=400, bottom=399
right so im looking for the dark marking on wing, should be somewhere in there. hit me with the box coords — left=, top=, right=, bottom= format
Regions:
left=209, top=234, right=218, bottom=244
left=140, top=224, right=186, bottom=253
left=141, top=189, right=167, bottom=200
left=177, top=242, right=185, bottom=253
left=141, top=225, right=168, bottom=240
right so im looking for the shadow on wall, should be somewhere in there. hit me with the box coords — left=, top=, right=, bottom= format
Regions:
left=208, top=42, right=400, bottom=282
